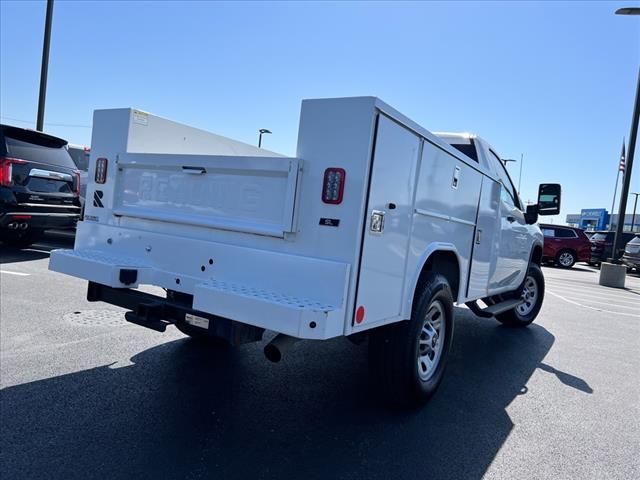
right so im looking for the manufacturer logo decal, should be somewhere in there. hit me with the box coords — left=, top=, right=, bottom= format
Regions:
left=319, top=218, right=340, bottom=227
left=93, top=190, right=104, bottom=208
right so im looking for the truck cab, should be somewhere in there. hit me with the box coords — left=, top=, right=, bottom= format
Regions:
left=435, top=132, right=541, bottom=295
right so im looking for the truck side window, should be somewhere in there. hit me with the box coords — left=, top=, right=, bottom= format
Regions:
left=542, top=228, right=555, bottom=237
left=489, top=149, right=520, bottom=210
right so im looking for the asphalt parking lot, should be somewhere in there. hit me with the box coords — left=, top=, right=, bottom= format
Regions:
left=1, top=235, right=639, bottom=480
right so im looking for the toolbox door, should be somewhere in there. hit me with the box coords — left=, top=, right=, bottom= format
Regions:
left=354, top=115, right=420, bottom=326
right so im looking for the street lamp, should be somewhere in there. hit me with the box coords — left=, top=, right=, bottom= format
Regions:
left=258, top=128, right=271, bottom=148
left=609, top=7, right=640, bottom=261
left=502, top=154, right=524, bottom=194
left=630, top=192, right=639, bottom=232
left=616, top=7, right=640, bottom=14
left=36, top=0, right=54, bottom=131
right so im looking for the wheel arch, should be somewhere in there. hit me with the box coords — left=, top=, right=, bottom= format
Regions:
left=530, top=242, right=543, bottom=266
left=407, top=246, right=462, bottom=316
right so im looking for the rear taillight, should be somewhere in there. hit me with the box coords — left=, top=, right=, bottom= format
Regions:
left=0, top=157, right=26, bottom=187
left=95, top=157, right=108, bottom=184
left=74, top=170, right=81, bottom=194
left=322, top=168, right=345, bottom=204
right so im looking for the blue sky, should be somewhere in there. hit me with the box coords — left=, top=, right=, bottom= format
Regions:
left=1, top=1, right=639, bottom=222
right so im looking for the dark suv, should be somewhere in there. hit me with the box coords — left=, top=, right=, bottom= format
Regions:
left=589, top=230, right=637, bottom=265
left=0, top=124, right=81, bottom=247
left=540, top=224, right=591, bottom=268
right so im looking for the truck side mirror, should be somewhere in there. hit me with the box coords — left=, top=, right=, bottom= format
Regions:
left=524, top=204, right=539, bottom=225
left=537, top=183, right=561, bottom=216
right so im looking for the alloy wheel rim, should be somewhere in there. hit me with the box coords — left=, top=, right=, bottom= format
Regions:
left=517, top=276, right=538, bottom=316
left=559, top=252, right=574, bottom=266
left=417, top=300, right=446, bottom=381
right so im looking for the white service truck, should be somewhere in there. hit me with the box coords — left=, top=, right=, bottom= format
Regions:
left=49, top=97, right=561, bottom=405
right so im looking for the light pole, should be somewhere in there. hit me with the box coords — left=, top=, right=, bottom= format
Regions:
left=258, top=128, right=271, bottom=148
left=630, top=192, right=639, bottom=232
left=36, top=0, right=54, bottom=132
left=610, top=7, right=640, bottom=260
left=518, top=153, right=523, bottom=194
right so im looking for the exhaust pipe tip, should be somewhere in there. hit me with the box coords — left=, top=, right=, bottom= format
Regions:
left=7, top=222, right=18, bottom=230
left=264, top=344, right=283, bottom=363
left=264, top=333, right=300, bottom=363
left=19, top=223, right=28, bottom=230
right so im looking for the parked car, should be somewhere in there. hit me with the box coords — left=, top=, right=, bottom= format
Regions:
left=49, top=98, right=562, bottom=407
left=622, top=234, right=640, bottom=272
left=589, top=230, right=636, bottom=265
left=0, top=124, right=81, bottom=247
left=540, top=223, right=591, bottom=268
left=66, top=143, right=90, bottom=200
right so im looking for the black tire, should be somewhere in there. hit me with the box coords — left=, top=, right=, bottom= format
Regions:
left=555, top=249, right=576, bottom=269
left=369, top=273, right=454, bottom=406
left=0, top=229, right=44, bottom=248
left=495, top=263, right=545, bottom=327
left=175, top=322, right=230, bottom=348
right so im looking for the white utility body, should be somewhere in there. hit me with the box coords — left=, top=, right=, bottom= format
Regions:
left=50, top=97, right=560, bottom=404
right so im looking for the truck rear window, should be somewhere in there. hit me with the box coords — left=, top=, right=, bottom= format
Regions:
left=451, top=143, right=478, bottom=162
left=4, top=136, right=76, bottom=169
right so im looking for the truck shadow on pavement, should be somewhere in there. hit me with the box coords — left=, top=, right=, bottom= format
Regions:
left=1, top=309, right=589, bottom=480
left=0, top=245, right=52, bottom=264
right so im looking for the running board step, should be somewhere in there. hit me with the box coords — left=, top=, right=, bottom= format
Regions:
left=465, top=299, right=523, bottom=318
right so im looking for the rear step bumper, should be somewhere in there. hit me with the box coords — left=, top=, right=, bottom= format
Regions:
left=50, top=244, right=349, bottom=340
left=88, top=282, right=264, bottom=344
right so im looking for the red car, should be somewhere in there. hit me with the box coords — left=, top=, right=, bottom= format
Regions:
left=540, top=224, right=591, bottom=268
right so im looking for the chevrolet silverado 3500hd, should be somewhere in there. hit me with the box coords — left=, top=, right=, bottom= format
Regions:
left=49, top=97, right=561, bottom=405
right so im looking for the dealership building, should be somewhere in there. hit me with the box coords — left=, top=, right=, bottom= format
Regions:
left=565, top=209, right=640, bottom=232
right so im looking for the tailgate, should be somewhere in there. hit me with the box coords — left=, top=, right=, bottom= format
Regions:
left=112, top=153, right=301, bottom=238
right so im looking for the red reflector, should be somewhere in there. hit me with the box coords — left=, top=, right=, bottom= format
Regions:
left=356, top=306, right=365, bottom=324
left=95, top=157, right=108, bottom=184
left=12, top=215, right=32, bottom=219
left=322, top=168, right=345, bottom=204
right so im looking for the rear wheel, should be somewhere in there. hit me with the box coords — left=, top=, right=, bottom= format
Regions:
left=369, top=272, right=454, bottom=406
left=0, top=229, right=44, bottom=248
left=555, top=249, right=576, bottom=268
left=495, top=264, right=545, bottom=327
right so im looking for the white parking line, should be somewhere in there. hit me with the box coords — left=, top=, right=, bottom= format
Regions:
left=545, top=285, right=640, bottom=305
left=0, top=270, right=30, bottom=276
left=546, top=290, right=640, bottom=318
left=545, top=280, right=640, bottom=298
left=546, top=292, right=640, bottom=310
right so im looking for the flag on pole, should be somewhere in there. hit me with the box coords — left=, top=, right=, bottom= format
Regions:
left=619, top=140, right=626, bottom=173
